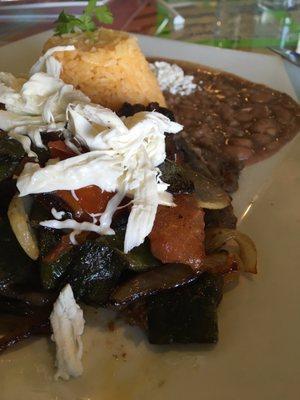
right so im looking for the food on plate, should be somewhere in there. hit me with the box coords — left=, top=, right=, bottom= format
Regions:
left=150, top=61, right=197, bottom=96
left=50, top=284, right=85, bottom=380
left=150, top=194, right=205, bottom=270
left=141, top=272, right=223, bottom=345
left=0, top=0, right=299, bottom=381
left=44, top=28, right=166, bottom=110
left=151, top=59, right=300, bottom=190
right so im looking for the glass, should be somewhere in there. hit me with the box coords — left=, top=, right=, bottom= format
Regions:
left=0, top=0, right=299, bottom=55
left=258, top=0, right=300, bottom=10
left=156, top=0, right=300, bottom=52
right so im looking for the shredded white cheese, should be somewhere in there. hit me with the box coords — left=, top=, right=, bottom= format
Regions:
left=51, top=207, right=65, bottom=220
left=0, top=46, right=89, bottom=157
left=50, top=284, right=85, bottom=381
left=7, top=123, right=66, bottom=160
left=40, top=218, right=114, bottom=236
left=71, top=189, right=79, bottom=201
left=17, top=150, right=123, bottom=194
left=69, top=230, right=81, bottom=245
left=150, top=61, right=197, bottom=96
left=99, top=191, right=125, bottom=235
left=8, top=130, right=38, bottom=159
left=0, top=46, right=182, bottom=253
left=17, top=103, right=182, bottom=252
left=30, top=45, right=76, bottom=78
left=50, top=207, right=90, bottom=244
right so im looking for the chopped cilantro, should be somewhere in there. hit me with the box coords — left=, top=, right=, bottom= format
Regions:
left=54, top=1, right=114, bottom=36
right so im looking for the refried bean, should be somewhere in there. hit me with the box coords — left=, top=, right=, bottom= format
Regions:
left=155, top=59, right=300, bottom=167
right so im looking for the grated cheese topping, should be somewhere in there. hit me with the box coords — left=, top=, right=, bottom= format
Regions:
left=2, top=46, right=183, bottom=253
left=0, top=41, right=186, bottom=383
left=0, top=46, right=89, bottom=157
left=50, top=284, right=85, bottom=381
left=17, top=103, right=182, bottom=252
left=150, top=61, right=197, bottom=96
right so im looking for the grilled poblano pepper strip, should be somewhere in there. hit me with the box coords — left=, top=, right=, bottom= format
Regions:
left=39, top=225, right=161, bottom=300
left=0, top=134, right=25, bottom=182
left=0, top=216, right=37, bottom=291
left=158, top=159, right=194, bottom=194
left=146, top=272, right=224, bottom=344
left=159, top=159, right=230, bottom=209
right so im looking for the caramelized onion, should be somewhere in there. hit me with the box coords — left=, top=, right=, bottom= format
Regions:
left=177, top=137, right=233, bottom=207
left=184, top=165, right=231, bottom=210
left=110, top=264, right=197, bottom=309
left=202, top=252, right=239, bottom=273
left=7, top=195, right=39, bottom=260
left=205, top=228, right=257, bottom=274
left=201, top=252, right=241, bottom=286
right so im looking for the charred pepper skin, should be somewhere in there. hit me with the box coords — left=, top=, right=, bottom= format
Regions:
left=146, top=272, right=223, bottom=345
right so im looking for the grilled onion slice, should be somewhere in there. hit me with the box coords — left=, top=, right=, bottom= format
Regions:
left=205, top=228, right=257, bottom=274
left=8, top=195, right=39, bottom=260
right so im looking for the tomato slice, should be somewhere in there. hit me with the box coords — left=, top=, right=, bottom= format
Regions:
left=75, top=186, right=115, bottom=214
left=48, top=140, right=77, bottom=160
left=48, top=143, right=121, bottom=220
left=150, top=194, right=205, bottom=271
left=56, top=186, right=116, bottom=221
left=47, top=142, right=120, bottom=221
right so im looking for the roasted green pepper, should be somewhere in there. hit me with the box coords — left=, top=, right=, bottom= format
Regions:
left=0, top=216, right=37, bottom=292
left=146, top=273, right=223, bottom=344
left=158, top=159, right=194, bottom=194
left=0, top=134, right=25, bottom=182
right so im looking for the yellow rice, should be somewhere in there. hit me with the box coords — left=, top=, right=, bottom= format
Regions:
left=44, top=28, right=166, bottom=110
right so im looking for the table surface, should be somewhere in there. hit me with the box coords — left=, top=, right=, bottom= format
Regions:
left=0, top=0, right=299, bottom=97
left=0, top=0, right=299, bottom=49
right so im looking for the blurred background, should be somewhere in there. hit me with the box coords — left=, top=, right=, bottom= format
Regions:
left=0, top=0, right=299, bottom=54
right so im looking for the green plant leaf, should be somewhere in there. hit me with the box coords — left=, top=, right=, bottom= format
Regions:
left=95, top=5, right=114, bottom=24
left=54, top=1, right=114, bottom=36
left=85, top=0, right=98, bottom=16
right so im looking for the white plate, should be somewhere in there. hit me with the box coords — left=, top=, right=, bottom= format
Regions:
left=0, top=33, right=299, bottom=400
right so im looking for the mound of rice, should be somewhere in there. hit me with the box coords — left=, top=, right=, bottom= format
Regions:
left=44, top=28, right=166, bottom=110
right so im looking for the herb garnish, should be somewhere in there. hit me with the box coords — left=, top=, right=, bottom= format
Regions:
left=54, top=0, right=114, bottom=36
